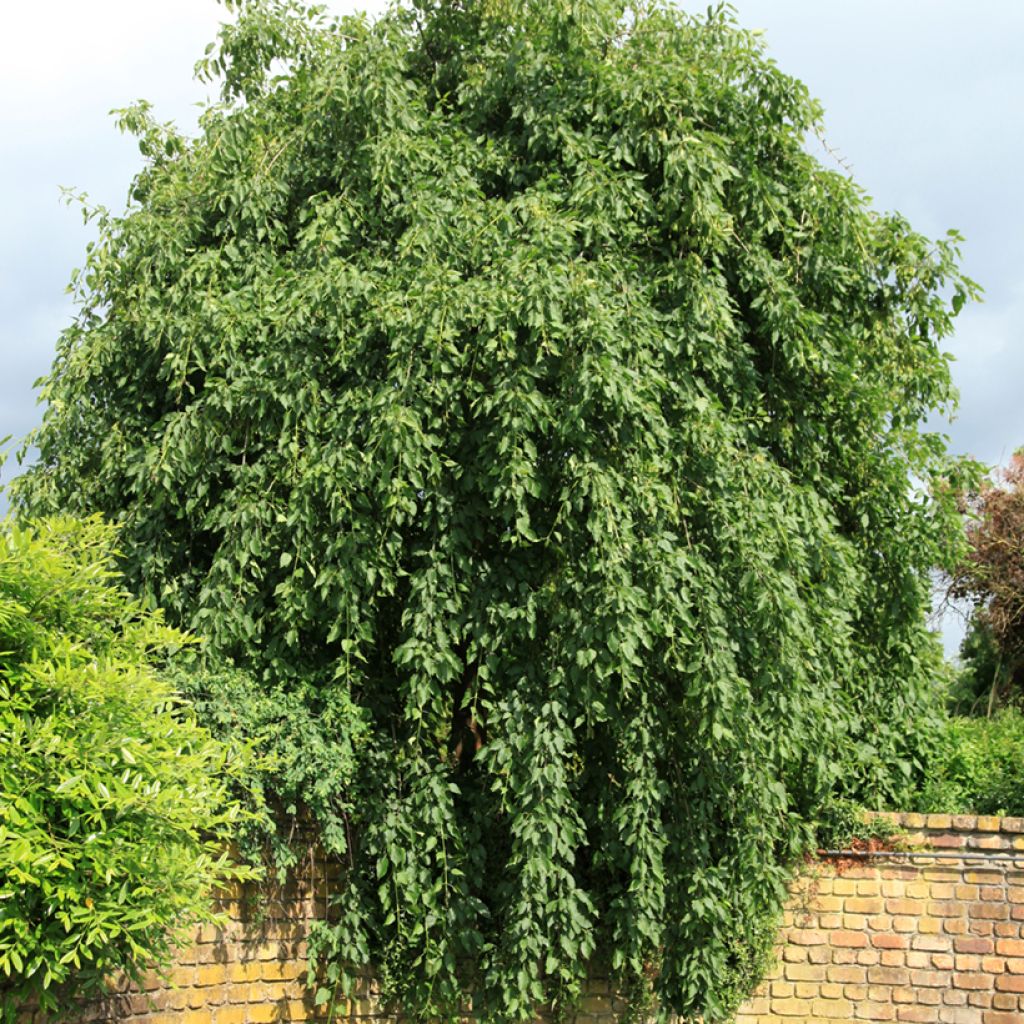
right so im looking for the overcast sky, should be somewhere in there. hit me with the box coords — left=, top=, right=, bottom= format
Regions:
left=2, top=0, right=1022, bottom=649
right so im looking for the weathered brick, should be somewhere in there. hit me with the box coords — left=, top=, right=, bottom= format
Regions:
left=913, top=970, right=954, bottom=988
left=195, top=965, right=227, bottom=987
left=968, top=872, right=1005, bottom=886
left=888, top=899, right=922, bottom=916
left=1000, top=941, right=1024, bottom=957
left=974, top=904, right=1012, bottom=922
left=940, top=1010, right=983, bottom=1024
left=833, top=929, right=870, bottom=948
left=771, top=997, right=811, bottom=1017
left=260, top=959, right=301, bottom=982
left=996, top=977, right=1024, bottom=994
left=943, top=1011, right=986, bottom=1024
left=171, top=967, right=196, bottom=987
left=815, top=895, right=845, bottom=912
left=960, top=939, right=997, bottom=955
left=955, top=973, right=996, bottom=990
left=899, top=1008, right=940, bottom=1023
left=247, top=1005, right=282, bottom=1024
left=211, top=1008, right=247, bottom=1024
left=849, top=898, right=886, bottom=915
left=993, top=994, right=1020, bottom=1010
left=855, top=1001, right=896, bottom=1020
left=829, top=965, right=868, bottom=984
left=785, top=962, right=826, bottom=982
left=975, top=836, right=1006, bottom=851
left=868, top=966, right=911, bottom=986
left=814, top=997, right=853, bottom=1018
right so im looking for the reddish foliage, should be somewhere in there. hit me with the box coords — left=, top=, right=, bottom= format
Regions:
left=951, top=450, right=1024, bottom=689
left=818, top=834, right=898, bottom=875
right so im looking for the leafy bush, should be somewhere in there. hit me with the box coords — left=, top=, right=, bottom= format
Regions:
left=12, top=0, right=977, bottom=1018
left=916, top=710, right=1024, bottom=817
left=0, top=517, right=249, bottom=1019
left=814, top=798, right=905, bottom=851
left=166, top=660, right=368, bottom=879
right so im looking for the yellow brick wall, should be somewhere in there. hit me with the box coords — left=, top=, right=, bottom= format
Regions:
left=20, top=814, right=1024, bottom=1023
left=737, top=813, right=1024, bottom=1024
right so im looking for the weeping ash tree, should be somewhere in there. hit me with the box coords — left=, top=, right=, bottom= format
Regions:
left=15, top=0, right=975, bottom=1017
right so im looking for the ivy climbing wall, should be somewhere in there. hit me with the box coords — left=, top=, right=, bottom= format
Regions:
left=20, top=814, right=1024, bottom=1024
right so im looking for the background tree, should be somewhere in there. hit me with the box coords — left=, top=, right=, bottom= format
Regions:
left=12, top=0, right=977, bottom=1018
left=950, top=449, right=1024, bottom=711
left=0, top=517, right=248, bottom=1021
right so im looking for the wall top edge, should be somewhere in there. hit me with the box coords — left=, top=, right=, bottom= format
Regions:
left=866, top=810, right=1024, bottom=834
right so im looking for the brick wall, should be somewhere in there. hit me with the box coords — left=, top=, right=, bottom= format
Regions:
left=21, top=814, right=1024, bottom=1023
left=739, top=813, right=1024, bottom=1024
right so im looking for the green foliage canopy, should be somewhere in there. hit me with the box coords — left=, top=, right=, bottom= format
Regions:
left=0, top=517, right=247, bottom=1020
left=14, top=0, right=976, bottom=1017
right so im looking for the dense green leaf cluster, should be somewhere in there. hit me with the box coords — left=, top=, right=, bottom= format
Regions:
left=0, top=517, right=248, bottom=1020
left=14, top=0, right=975, bottom=1017
left=916, top=710, right=1024, bottom=818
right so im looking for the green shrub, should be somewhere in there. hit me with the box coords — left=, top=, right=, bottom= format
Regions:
left=916, top=710, right=1024, bottom=817
left=0, top=517, right=250, bottom=1020
left=814, top=798, right=905, bottom=851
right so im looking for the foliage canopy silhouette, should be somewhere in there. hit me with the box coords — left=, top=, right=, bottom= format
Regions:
left=15, top=0, right=976, bottom=1017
